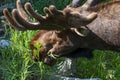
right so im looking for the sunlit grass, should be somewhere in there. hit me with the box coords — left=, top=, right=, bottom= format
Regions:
left=0, top=25, right=57, bottom=80
left=0, top=28, right=35, bottom=80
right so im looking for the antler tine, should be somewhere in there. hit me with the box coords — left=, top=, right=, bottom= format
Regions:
left=49, top=5, right=64, bottom=15
left=3, top=8, right=26, bottom=31
left=24, top=2, right=45, bottom=22
left=73, top=12, right=97, bottom=21
left=12, top=9, right=41, bottom=30
left=24, top=3, right=63, bottom=21
left=86, top=12, right=97, bottom=21
left=66, top=10, right=97, bottom=26
left=47, top=4, right=97, bottom=26
left=16, top=0, right=31, bottom=22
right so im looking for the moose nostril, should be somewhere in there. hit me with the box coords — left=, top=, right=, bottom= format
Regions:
left=44, top=57, right=51, bottom=65
left=44, top=57, right=57, bottom=66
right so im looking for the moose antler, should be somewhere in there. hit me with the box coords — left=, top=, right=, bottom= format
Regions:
left=3, top=0, right=97, bottom=31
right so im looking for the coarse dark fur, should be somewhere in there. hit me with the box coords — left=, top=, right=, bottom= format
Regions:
left=30, top=1, right=120, bottom=65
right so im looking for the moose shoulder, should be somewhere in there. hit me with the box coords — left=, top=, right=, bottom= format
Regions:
left=86, top=1, right=120, bottom=48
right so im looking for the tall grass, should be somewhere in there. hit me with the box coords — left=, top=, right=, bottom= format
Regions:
left=0, top=0, right=120, bottom=80
left=0, top=28, right=35, bottom=80
left=76, top=50, right=120, bottom=79
left=0, top=22, right=58, bottom=80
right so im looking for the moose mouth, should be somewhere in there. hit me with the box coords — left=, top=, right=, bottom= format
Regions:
left=42, top=48, right=94, bottom=66
left=32, top=52, right=59, bottom=66
left=43, top=56, right=57, bottom=66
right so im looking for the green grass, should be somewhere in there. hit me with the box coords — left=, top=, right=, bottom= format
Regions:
left=0, top=0, right=120, bottom=80
left=0, top=22, right=57, bottom=80
left=76, top=50, right=120, bottom=79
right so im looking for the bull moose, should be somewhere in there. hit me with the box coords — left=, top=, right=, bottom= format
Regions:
left=3, top=0, right=120, bottom=66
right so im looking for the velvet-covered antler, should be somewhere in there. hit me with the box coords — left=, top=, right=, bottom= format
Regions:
left=3, top=0, right=97, bottom=31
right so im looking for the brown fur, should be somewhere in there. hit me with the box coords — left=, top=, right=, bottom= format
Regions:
left=88, top=1, right=120, bottom=12
left=30, top=1, right=120, bottom=65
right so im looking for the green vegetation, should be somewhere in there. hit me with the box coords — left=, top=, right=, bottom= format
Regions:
left=0, top=0, right=120, bottom=80
left=76, top=50, right=120, bottom=79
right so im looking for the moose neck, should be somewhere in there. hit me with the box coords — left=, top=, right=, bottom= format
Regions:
left=79, top=29, right=119, bottom=51
left=77, top=1, right=120, bottom=51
